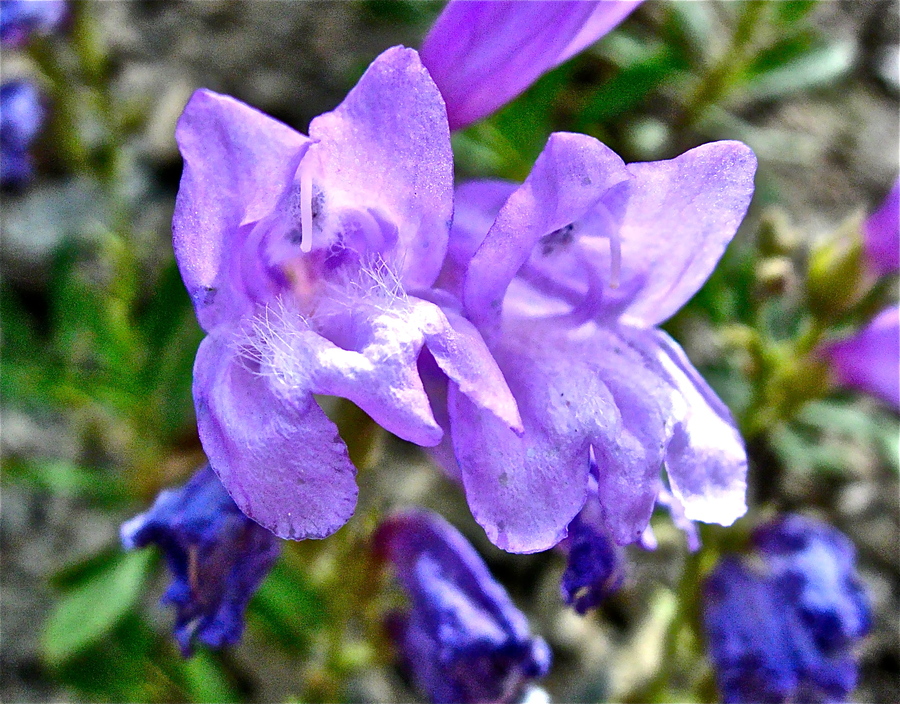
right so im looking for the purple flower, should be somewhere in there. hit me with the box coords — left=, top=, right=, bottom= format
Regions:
left=121, top=465, right=281, bottom=656
left=174, top=47, right=520, bottom=540
left=1, top=80, right=44, bottom=187
left=0, top=0, right=66, bottom=47
left=703, top=515, right=870, bottom=704
left=753, top=515, right=871, bottom=654
left=377, top=510, right=551, bottom=704
left=560, top=474, right=625, bottom=614
left=440, top=134, right=756, bottom=553
left=825, top=306, right=900, bottom=410
left=421, top=0, right=642, bottom=130
left=863, top=179, right=899, bottom=277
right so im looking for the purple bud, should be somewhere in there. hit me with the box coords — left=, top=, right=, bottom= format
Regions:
left=824, top=306, right=900, bottom=411
left=377, top=510, right=551, bottom=704
left=560, top=480, right=624, bottom=614
left=121, top=465, right=281, bottom=656
left=1, top=80, right=44, bottom=188
left=0, top=0, right=67, bottom=47
left=703, top=516, right=870, bottom=703
left=863, top=179, right=899, bottom=278
left=753, top=515, right=872, bottom=654
left=704, top=558, right=805, bottom=704
left=421, top=0, right=641, bottom=130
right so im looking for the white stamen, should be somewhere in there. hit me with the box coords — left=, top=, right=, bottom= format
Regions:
left=299, top=158, right=314, bottom=253
left=608, top=232, right=621, bottom=289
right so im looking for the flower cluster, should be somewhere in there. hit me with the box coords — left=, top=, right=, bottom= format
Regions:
left=703, top=515, right=871, bottom=704
left=170, top=43, right=755, bottom=557
left=129, top=0, right=763, bottom=677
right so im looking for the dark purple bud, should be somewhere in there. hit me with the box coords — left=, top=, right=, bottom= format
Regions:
left=704, top=558, right=805, bottom=704
left=753, top=514, right=872, bottom=654
left=703, top=516, right=870, bottom=703
left=0, top=0, right=66, bottom=47
left=121, top=464, right=281, bottom=656
left=1, top=80, right=44, bottom=188
left=560, top=489, right=624, bottom=614
left=377, top=510, right=551, bottom=704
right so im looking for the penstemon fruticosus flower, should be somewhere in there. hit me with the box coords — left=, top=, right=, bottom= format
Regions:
left=173, top=47, right=520, bottom=541
left=435, top=133, right=757, bottom=553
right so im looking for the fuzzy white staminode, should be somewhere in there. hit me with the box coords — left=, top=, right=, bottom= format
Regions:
left=317, top=254, right=410, bottom=320
left=236, top=297, right=312, bottom=388
left=237, top=255, right=413, bottom=390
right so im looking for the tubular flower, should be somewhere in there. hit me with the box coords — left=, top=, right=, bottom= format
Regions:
left=1, top=80, right=43, bottom=187
left=440, top=133, right=756, bottom=553
left=703, top=515, right=871, bottom=704
left=421, top=0, right=642, bottom=131
left=174, top=47, right=519, bottom=541
left=121, top=465, right=281, bottom=656
left=377, top=510, right=551, bottom=704
left=863, top=179, right=899, bottom=278
left=824, top=306, right=900, bottom=411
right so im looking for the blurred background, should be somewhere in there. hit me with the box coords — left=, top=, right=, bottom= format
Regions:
left=1, top=1, right=898, bottom=702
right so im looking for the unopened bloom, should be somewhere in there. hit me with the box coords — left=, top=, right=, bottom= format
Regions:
left=441, top=133, right=756, bottom=553
left=421, top=0, right=641, bottom=130
left=559, top=472, right=624, bottom=614
left=377, top=510, right=551, bottom=704
left=121, top=465, right=281, bottom=655
left=703, top=515, right=870, bottom=704
left=0, top=0, right=66, bottom=47
left=863, top=179, right=899, bottom=277
left=562, top=472, right=703, bottom=613
left=175, top=47, right=519, bottom=540
left=825, top=306, right=900, bottom=411
left=753, top=515, right=871, bottom=653
left=1, top=80, right=43, bottom=187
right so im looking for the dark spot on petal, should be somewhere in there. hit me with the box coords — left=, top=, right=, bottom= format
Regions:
left=540, top=223, right=575, bottom=255
left=198, top=286, right=217, bottom=306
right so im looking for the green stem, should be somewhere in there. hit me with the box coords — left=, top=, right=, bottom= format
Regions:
left=675, top=0, right=770, bottom=133
left=298, top=405, right=386, bottom=702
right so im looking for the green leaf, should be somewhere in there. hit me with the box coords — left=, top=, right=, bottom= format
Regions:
left=248, top=559, right=327, bottom=654
left=575, top=47, right=681, bottom=127
left=41, top=549, right=153, bottom=664
left=176, top=650, right=240, bottom=703
left=745, top=32, right=816, bottom=78
left=775, top=0, right=818, bottom=25
left=3, top=458, right=129, bottom=505
left=744, top=42, right=855, bottom=101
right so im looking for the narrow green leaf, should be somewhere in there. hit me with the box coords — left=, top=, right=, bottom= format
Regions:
left=176, top=650, right=240, bottom=703
left=41, top=549, right=153, bottom=664
left=575, top=48, right=680, bottom=127
left=745, top=42, right=856, bottom=101
left=3, top=459, right=128, bottom=504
